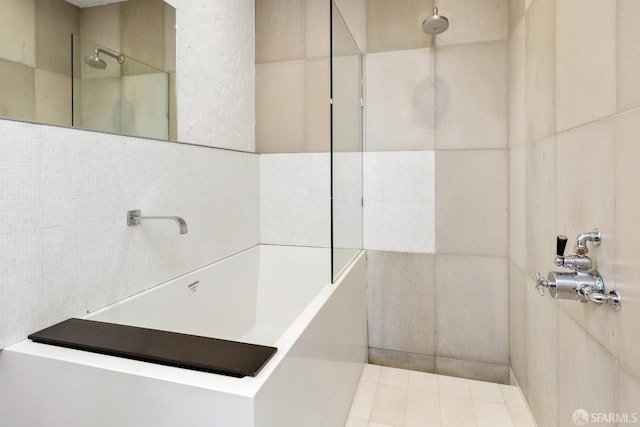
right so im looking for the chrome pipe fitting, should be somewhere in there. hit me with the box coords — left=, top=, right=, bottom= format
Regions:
left=535, top=229, right=620, bottom=311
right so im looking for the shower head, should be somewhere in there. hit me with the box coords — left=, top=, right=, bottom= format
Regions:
left=83, top=48, right=125, bottom=70
left=422, top=7, right=449, bottom=35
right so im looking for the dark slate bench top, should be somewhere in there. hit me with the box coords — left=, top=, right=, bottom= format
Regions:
left=28, top=318, right=277, bottom=378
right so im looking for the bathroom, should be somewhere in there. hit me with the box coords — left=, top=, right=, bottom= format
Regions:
left=1, top=0, right=639, bottom=426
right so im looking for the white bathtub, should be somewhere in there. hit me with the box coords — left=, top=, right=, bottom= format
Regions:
left=0, top=245, right=367, bottom=427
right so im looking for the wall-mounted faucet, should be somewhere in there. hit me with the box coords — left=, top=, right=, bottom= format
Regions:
left=127, top=209, right=188, bottom=234
left=535, top=228, right=620, bottom=311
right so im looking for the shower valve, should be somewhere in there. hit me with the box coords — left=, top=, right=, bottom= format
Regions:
left=534, top=229, right=621, bottom=311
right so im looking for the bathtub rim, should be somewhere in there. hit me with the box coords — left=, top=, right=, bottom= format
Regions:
left=2, top=245, right=366, bottom=399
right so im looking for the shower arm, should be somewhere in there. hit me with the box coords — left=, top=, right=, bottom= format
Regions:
left=95, top=48, right=125, bottom=64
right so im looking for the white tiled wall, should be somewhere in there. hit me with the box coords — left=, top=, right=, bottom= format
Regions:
left=259, top=153, right=330, bottom=247
left=0, top=120, right=260, bottom=349
left=363, top=151, right=435, bottom=253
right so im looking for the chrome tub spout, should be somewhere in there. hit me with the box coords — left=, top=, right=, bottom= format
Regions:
left=127, top=210, right=188, bottom=234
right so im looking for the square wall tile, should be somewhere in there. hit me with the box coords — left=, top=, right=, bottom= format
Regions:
left=367, top=251, right=435, bottom=355
left=332, top=54, right=362, bottom=153
left=510, top=0, right=525, bottom=34
left=304, top=0, right=329, bottom=58
left=434, top=0, right=508, bottom=46
left=368, top=348, right=436, bottom=373
left=615, top=109, right=640, bottom=381
left=556, top=0, right=615, bottom=131
left=302, top=59, right=331, bottom=153
left=365, top=48, right=434, bottom=152
left=333, top=0, right=366, bottom=53
left=363, top=151, right=435, bottom=253
left=618, top=365, right=640, bottom=420
left=35, top=69, right=72, bottom=127
left=79, top=3, right=121, bottom=53
left=617, top=0, right=640, bottom=112
left=509, top=264, right=528, bottom=391
left=256, top=60, right=304, bottom=153
left=0, top=59, right=35, bottom=121
left=366, top=0, right=434, bottom=53
left=435, top=254, right=509, bottom=365
left=509, top=17, right=526, bottom=148
left=121, top=0, right=165, bottom=71
left=558, top=310, right=617, bottom=426
left=525, top=0, right=555, bottom=143
left=435, top=149, right=508, bottom=256
left=0, top=0, right=36, bottom=67
left=256, top=0, right=304, bottom=63
left=36, top=0, right=79, bottom=75
left=510, top=145, right=526, bottom=271
left=435, top=41, right=508, bottom=150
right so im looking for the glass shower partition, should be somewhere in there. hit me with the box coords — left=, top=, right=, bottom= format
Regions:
left=72, top=35, right=169, bottom=140
left=331, top=2, right=364, bottom=282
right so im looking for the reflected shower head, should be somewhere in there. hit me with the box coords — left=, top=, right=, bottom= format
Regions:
left=422, top=7, right=449, bottom=35
left=83, top=48, right=125, bottom=70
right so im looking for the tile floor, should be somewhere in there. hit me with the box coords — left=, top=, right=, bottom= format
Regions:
left=345, top=364, right=537, bottom=427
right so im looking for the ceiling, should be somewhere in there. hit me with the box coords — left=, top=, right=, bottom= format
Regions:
left=65, top=0, right=127, bottom=8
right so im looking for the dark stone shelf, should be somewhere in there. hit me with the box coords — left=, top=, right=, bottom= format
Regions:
left=29, top=318, right=277, bottom=378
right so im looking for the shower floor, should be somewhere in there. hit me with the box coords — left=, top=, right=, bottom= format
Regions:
left=345, top=364, right=536, bottom=427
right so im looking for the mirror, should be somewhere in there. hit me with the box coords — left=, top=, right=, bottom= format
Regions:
left=0, top=0, right=176, bottom=141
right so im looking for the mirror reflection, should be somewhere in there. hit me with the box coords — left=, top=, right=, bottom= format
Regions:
left=0, top=0, right=176, bottom=141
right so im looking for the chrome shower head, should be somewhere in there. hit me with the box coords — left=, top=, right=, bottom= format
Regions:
left=422, top=7, right=449, bottom=35
left=84, top=52, right=107, bottom=69
left=83, top=48, right=125, bottom=70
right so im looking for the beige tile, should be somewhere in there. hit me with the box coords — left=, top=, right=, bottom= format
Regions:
left=362, top=364, right=382, bottom=384
left=435, top=150, right=508, bottom=256
left=255, top=60, right=304, bottom=153
left=332, top=54, right=362, bottom=153
left=368, top=348, right=436, bottom=373
left=408, top=370, right=438, bottom=393
left=304, top=0, right=329, bottom=58
left=469, top=379, right=505, bottom=404
left=556, top=118, right=617, bottom=357
left=524, top=274, right=558, bottom=427
left=615, top=108, right=640, bottom=381
left=35, top=0, right=79, bottom=75
left=333, top=0, right=366, bottom=53
left=509, top=17, right=526, bottom=148
left=344, top=417, right=368, bottom=427
left=474, top=401, right=513, bottom=427
left=35, top=69, right=71, bottom=126
left=303, top=58, right=330, bottom=152
left=617, top=0, right=640, bottom=112
left=434, top=0, right=508, bottom=46
left=508, top=406, right=536, bottom=427
left=163, top=2, right=176, bottom=72
left=0, top=58, right=35, bottom=121
left=440, top=395, right=477, bottom=427
left=406, top=389, right=440, bottom=427
left=365, top=48, right=434, bottom=151
left=617, top=364, right=640, bottom=421
left=437, top=374, right=470, bottom=398
left=556, top=0, right=615, bottom=131
left=525, top=0, right=555, bottom=143
left=435, top=254, right=509, bottom=366
left=0, top=0, right=36, bottom=67
left=509, top=265, right=528, bottom=391
left=349, top=381, right=378, bottom=420
left=436, top=357, right=510, bottom=385
left=369, top=384, right=407, bottom=426
left=367, top=251, right=435, bottom=355
left=379, top=366, right=409, bottom=388
left=79, top=76, right=121, bottom=133
left=524, top=135, right=556, bottom=280
left=256, top=0, right=304, bottom=63
left=509, top=0, right=525, bottom=34
left=121, top=0, right=165, bottom=71
left=510, top=146, right=527, bottom=270
left=500, top=385, right=526, bottom=408
left=435, top=41, right=508, bottom=150
left=366, top=0, right=434, bottom=53
left=557, top=310, right=617, bottom=426
left=79, top=3, right=121, bottom=52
